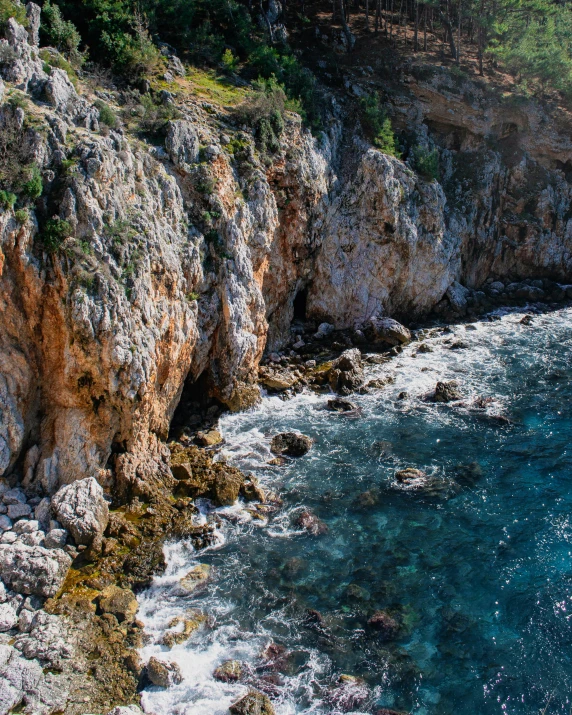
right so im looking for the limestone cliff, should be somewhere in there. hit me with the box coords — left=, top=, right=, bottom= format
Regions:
left=1, top=8, right=571, bottom=497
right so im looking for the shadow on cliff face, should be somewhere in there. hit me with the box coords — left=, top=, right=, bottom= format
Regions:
left=169, top=371, right=226, bottom=443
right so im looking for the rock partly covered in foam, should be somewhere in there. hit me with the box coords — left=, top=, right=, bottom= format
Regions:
left=328, top=348, right=364, bottom=394
left=52, top=477, right=109, bottom=546
left=229, top=690, right=275, bottom=715
left=146, top=656, right=182, bottom=688
left=270, top=432, right=313, bottom=457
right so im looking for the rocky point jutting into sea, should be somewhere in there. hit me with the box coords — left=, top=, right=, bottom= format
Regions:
left=1, top=1, right=572, bottom=713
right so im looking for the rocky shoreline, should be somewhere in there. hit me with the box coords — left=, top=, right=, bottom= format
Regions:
left=0, top=283, right=566, bottom=715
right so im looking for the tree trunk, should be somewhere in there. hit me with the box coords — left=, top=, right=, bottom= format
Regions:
left=414, top=0, right=419, bottom=50
left=439, top=9, right=457, bottom=58
left=456, top=0, right=461, bottom=64
left=365, top=0, right=370, bottom=30
left=338, top=0, right=355, bottom=51
left=423, top=4, right=427, bottom=50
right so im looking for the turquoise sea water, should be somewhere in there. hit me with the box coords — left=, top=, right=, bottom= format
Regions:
left=138, top=308, right=572, bottom=715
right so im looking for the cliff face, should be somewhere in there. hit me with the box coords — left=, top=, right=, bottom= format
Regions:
left=1, top=12, right=572, bottom=492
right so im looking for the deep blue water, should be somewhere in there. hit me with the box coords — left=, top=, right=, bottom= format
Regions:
left=139, top=308, right=572, bottom=715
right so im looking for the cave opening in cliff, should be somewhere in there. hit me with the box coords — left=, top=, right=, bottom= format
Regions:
left=169, top=370, right=224, bottom=441
left=293, top=288, right=308, bottom=321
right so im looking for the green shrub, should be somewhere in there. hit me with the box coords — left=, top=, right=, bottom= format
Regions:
left=221, top=48, right=238, bottom=72
left=22, top=165, right=43, bottom=199
left=95, top=100, right=117, bottom=128
left=411, top=144, right=440, bottom=181
left=15, top=208, right=28, bottom=223
left=102, top=13, right=160, bottom=77
left=122, top=90, right=180, bottom=137
left=360, top=93, right=400, bottom=158
left=41, top=218, right=72, bottom=253
left=41, top=0, right=82, bottom=65
left=0, top=190, right=16, bottom=209
left=234, top=77, right=287, bottom=155
left=7, top=91, right=27, bottom=109
left=0, top=0, right=27, bottom=29
left=186, top=291, right=200, bottom=301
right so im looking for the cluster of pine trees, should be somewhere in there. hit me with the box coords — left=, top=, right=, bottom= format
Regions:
left=344, top=0, right=572, bottom=93
left=36, top=0, right=572, bottom=98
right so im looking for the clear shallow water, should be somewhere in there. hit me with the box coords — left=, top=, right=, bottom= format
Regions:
left=138, top=308, right=572, bottom=715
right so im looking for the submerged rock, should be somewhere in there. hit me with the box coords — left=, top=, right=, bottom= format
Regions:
left=270, top=432, right=313, bottom=457
left=295, top=510, right=328, bottom=535
left=146, top=656, right=182, bottom=688
left=229, top=690, right=275, bottom=715
left=52, top=477, right=109, bottom=547
left=161, top=609, right=207, bottom=648
left=395, top=468, right=428, bottom=487
left=327, top=674, right=369, bottom=711
left=368, top=610, right=400, bottom=640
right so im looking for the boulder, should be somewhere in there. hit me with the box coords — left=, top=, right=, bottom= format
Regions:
left=0, top=603, right=18, bottom=632
left=367, top=317, right=411, bottom=345
left=146, top=656, right=182, bottom=688
left=270, top=432, right=313, bottom=457
left=52, top=477, right=109, bottom=546
left=327, top=398, right=357, bottom=412
left=195, top=429, right=222, bottom=447
left=446, top=281, right=470, bottom=312
left=432, top=381, right=462, bottom=403
left=98, top=585, right=138, bottom=623
left=165, top=120, right=199, bottom=167
left=213, top=659, right=242, bottom=682
left=211, top=470, right=243, bottom=506
left=25, top=3, right=41, bottom=46
left=0, top=543, right=71, bottom=597
left=44, top=528, right=67, bottom=549
left=328, top=348, right=364, bottom=393
left=258, top=368, right=297, bottom=391
left=176, top=563, right=210, bottom=595
left=229, top=691, right=275, bottom=715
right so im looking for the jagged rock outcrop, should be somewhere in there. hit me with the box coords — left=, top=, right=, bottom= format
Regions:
left=1, top=10, right=571, bottom=498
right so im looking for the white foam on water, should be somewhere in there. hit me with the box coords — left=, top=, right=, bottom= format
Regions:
left=137, top=307, right=572, bottom=714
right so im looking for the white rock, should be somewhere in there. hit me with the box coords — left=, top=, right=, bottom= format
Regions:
left=19, top=531, right=45, bottom=547
left=7, top=504, right=31, bottom=520
left=0, top=543, right=71, bottom=597
left=0, top=533, right=16, bottom=545
left=13, top=519, right=39, bottom=534
left=0, top=603, right=18, bottom=631
left=44, top=529, right=67, bottom=549
left=52, top=477, right=109, bottom=546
